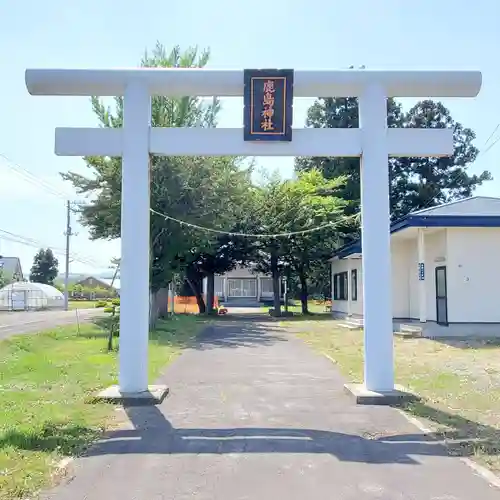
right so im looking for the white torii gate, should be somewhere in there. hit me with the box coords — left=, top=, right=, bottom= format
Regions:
left=25, top=68, right=481, bottom=402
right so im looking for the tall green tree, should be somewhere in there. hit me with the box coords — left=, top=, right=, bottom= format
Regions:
left=248, top=174, right=290, bottom=315
left=269, top=170, right=347, bottom=314
left=30, top=248, right=59, bottom=285
left=295, top=97, right=404, bottom=220
left=172, top=162, right=255, bottom=314
left=248, top=170, right=347, bottom=315
left=390, top=100, right=491, bottom=219
left=61, top=43, right=244, bottom=315
left=184, top=185, right=265, bottom=314
left=295, top=97, right=491, bottom=222
left=282, top=172, right=347, bottom=313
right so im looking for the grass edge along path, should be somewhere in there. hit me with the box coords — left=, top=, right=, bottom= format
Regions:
left=284, top=319, right=500, bottom=476
left=68, top=300, right=99, bottom=310
left=0, top=315, right=207, bottom=499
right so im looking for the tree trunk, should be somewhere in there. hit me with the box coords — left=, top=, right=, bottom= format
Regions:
left=206, top=272, right=217, bottom=315
left=164, top=283, right=170, bottom=317
left=271, top=251, right=281, bottom=316
left=107, top=306, right=117, bottom=352
left=149, top=289, right=159, bottom=329
left=186, top=278, right=206, bottom=314
left=298, top=270, right=309, bottom=315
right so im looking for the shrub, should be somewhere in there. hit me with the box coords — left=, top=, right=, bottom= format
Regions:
left=103, top=306, right=114, bottom=313
left=94, top=312, right=120, bottom=350
left=111, top=298, right=120, bottom=306
left=95, top=300, right=107, bottom=308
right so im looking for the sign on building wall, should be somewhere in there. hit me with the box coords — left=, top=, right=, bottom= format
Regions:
left=418, top=262, right=425, bottom=281
left=243, top=69, right=294, bottom=142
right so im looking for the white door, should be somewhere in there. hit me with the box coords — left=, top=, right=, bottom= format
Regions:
left=11, top=291, right=26, bottom=311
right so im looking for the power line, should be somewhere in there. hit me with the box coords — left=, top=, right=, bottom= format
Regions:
left=0, top=152, right=70, bottom=201
left=149, top=208, right=338, bottom=238
left=480, top=135, right=500, bottom=157
left=0, top=152, right=89, bottom=208
left=483, top=123, right=500, bottom=149
left=470, top=124, right=500, bottom=161
left=0, top=154, right=108, bottom=270
left=0, top=227, right=105, bottom=268
left=0, top=228, right=68, bottom=254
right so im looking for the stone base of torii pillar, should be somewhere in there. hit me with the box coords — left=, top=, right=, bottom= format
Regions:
left=94, top=384, right=169, bottom=406
left=343, top=384, right=416, bottom=405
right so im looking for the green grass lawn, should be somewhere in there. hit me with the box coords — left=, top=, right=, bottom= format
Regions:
left=261, top=300, right=330, bottom=315
left=283, top=318, right=500, bottom=474
left=0, top=315, right=206, bottom=499
left=284, top=302, right=329, bottom=314
left=68, top=300, right=99, bottom=309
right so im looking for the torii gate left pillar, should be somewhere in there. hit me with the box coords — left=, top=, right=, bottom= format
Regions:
left=118, top=81, right=151, bottom=394
left=25, top=68, right=481, bottom=404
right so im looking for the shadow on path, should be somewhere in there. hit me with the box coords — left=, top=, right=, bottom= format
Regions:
left=80, top=404, right=453, bottom=466
left=399, top=400, right=500, bottom=460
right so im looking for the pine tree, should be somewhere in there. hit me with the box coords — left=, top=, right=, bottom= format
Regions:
left=391, top=100, right=491, bottom=219
left=30, top=248, right=59, bottom=285
left=295, top=98, right=491, bottom=222
left=295, top=97, right=404, bottom=217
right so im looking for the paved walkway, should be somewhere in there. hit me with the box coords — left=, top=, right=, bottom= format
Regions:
left=43, top=319, right=500, bottom=499
left=0, top=309, right=103, bottom=340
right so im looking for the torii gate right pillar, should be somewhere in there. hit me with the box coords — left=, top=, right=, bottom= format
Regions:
left=358, top=83, right=394, bottom=393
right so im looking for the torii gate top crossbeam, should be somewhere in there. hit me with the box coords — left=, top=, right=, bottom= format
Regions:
left=25, top=68, right=481, bottom=98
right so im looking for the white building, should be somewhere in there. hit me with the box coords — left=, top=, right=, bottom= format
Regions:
left=330, top=197, right=500, bottom=336
left=203, top=265, right=283, bottom=304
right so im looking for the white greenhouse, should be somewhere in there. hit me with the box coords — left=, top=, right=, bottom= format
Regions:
left=0, top=282, right=65, bottom=311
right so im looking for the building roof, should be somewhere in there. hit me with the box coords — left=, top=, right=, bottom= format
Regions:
left=77, top=275, right=120, bottom=290
left=0, top=256, right=22, bottom=277
left=0, top=281, right=64, bottom=297
left=331, top=196, right=500, bottom=260
left=410, top=196, right=500, bottom=216
left=98, top=278, right=121, bottom=290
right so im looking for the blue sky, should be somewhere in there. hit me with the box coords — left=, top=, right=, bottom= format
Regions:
left=0, top=0, right=498, bottom=276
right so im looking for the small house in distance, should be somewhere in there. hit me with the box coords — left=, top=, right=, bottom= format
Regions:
left=74, top=276, right=120, bottom=299
left=330, top=196, right=500, bottom=337
left=203, top=264, right=283, bottom=305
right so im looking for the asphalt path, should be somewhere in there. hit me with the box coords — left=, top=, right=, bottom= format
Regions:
left=42, top=318, right=500, bottom=500
left=0, top=308, right=104, bottom=340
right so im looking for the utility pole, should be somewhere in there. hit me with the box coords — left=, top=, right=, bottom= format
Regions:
left=110, top=258, right=120, bottom=291
left=63, top=200, right=73, bottom=311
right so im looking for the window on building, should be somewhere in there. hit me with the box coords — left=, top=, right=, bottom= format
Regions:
left=214, top=277, right=224, bottom=296
left=260, top=278, right=273, bottom=294
left=333, top=272, right=348, bottom=300
left=351, top=269, right=358, bottom=301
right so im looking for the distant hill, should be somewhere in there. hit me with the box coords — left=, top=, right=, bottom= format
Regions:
left=55, top=270, right=120, bottom=284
